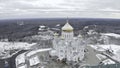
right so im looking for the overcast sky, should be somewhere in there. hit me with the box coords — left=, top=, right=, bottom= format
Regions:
left=0, top=0, right=120, bottom=19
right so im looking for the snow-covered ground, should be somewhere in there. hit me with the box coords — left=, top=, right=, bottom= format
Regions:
left=96, top=54, right=107, bottom=61
left=0, top=42, right=36, bottom=59
left=90, top=45, right=105, bottom=51
left=89, top=44, right=120, bottom=63
left=40, top=35, right=53, bottom=40
left=102, top=33, right=120, bottom=38
left=96, top=54, right=115, bottom=65
left=0, top=42, right=36, bottom=51
left=90, top=44, right=120, bottom=54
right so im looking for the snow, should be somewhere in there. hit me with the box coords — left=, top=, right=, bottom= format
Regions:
left=18, top=65, right=27, bottom=68
left=26, top=48, right=52, bottom=57
left=16, top=52, right=26, bottom=66
left=49, top=50, right=57, bottom=56
left=102, top=33, right=120, bottom=38
left=112, top=56, right=120, bottom=62
left=56, top=24, right=60, bottom=27
left=89, top=44, right=120, bottom=62
left=40, top=25, right=45, bottom=28
left=89, top=44, right=120, bottom=54
left=102, top=59, right=115, bottom=65
left=97, top=45, right=120, bottom=54
left=0, top=42, right=36, bottom=51
left=89, top=45, right=105, bottom=51
left=96, top=54, right=107, bottom=61
left=29, top=56, right=40, bottom=66
left=51, top=28, right=60, bottom=31
left=39, top=25, right=46, bottom=30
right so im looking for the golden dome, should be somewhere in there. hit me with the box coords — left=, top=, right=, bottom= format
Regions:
left=62, top=23, right=73, bottom=31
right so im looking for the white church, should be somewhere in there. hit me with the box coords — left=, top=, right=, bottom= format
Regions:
left=50, top=20, right=86, bottom=62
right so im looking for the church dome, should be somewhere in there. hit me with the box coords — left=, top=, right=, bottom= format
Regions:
left=62, top=23, right=73, bottom=31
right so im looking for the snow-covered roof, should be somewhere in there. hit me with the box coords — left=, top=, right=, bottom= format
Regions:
left=16, top=52, right=26, bottom=66
left=26, top=48, right=52, bottom=57
left=39, top=25, right=45, bottom=28
left=102, top=59, right=115, bottom=65
left=29, top=56, right=40, bottom=66
left=56, top=24, right=60, bottom=27
left=38, top=25, right=46, bottom=31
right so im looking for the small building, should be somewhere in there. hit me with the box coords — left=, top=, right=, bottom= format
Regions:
left=26, top=48, right=51, bottom=68
left=29, top=56, right=40, bottom=66
left=16, top=52, right=27, bottom=68
left=38, top=25, right=54, bottom=40
left=16, top=48, right=51, bottom=68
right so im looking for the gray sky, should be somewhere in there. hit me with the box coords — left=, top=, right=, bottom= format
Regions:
left=0, top=0, right=120, bottom=19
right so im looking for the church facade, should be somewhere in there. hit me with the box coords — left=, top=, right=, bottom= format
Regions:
left=50, top=20, right=85, bottom=62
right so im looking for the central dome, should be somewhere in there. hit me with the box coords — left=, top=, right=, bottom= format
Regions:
left=62, top=23, right=73, bottom=31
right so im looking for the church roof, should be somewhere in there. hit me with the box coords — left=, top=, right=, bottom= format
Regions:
left=62, top=23, right=73, bottom=31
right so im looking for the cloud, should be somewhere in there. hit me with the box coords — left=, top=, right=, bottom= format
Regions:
left=0, top=0, right=120, bottom=19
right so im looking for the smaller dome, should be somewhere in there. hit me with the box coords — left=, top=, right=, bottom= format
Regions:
left=62, top=23, right=73, bottom=31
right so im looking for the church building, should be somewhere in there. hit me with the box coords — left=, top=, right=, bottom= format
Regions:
left=50, top=19, right=85, bottom=62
